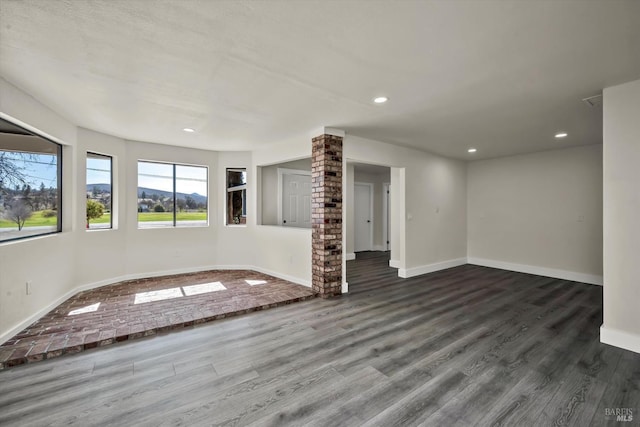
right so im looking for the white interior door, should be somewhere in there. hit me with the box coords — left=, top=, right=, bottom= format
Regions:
left=354, top=183, right=373, bottom=252
left=282, top=173, right=311, bottom=228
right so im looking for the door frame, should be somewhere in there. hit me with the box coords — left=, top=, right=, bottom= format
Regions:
left=383, top=182, right=390, bottom=251
left=277, top=168, right=312, bottom=226
left=354, top=181, right=374, bottom=252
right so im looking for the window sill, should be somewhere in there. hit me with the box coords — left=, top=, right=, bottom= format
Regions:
left=137, top=224, right=210, bottom=230
left=0, top=231, right=60, bottom=246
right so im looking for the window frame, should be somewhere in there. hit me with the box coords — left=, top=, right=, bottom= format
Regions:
left=137, top=160, right=208, bottom=229
left=86, top=151, right=113, bottom=230
left=0, top=118, right=63, bottom=244
left=226, top=168, right=247, bottom=226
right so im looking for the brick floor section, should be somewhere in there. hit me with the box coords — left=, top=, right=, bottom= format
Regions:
left=0, top=270, right=314, bottom=370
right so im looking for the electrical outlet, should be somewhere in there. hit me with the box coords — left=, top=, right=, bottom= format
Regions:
left=26, top=281, right=32, bottom=295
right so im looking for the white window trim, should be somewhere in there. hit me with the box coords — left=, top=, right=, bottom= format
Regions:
left=86, top=151, right=114, bottom=231
left=225, top=168, right=247, bottom=226
left=136, top=160, right=209, bottom=229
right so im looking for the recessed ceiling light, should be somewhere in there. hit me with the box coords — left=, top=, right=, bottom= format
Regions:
left=373, top=96, right=388, bottom=104
left=183, top=128, right=195, bottom=133
left=468, top=148, right=477, bottom=153
left=555, top=132, right=568, bottom=138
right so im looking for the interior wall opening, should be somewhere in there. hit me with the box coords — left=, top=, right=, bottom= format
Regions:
left=258, top=157, right=312, bottom=227
left=346, top=162, right=393, bottom=263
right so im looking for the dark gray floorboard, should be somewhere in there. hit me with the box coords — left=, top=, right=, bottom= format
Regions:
left=1, top=251, right=638, bottom=426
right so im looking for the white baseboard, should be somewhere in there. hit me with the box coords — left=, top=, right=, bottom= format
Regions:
left=399, top=258, right=467, bottom=278
left=601, top=326, right=640, bottom=354
left=0, top=286, right=92, bottom=347
left=0, top=264, right=310, bottom=345
left=467, top=257, right=603, bottom=286
left=346, top=253, right=356, bottom=261
left=248, top=265, right=311, bottom=288
left=372, top=245, right=386, bottom=252
left=389, top=259, right=400, bottom=268
left=342, top=281, right=349, bottom=294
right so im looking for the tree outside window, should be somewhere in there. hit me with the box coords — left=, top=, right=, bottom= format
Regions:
left=0, top=118, right=61, bottom=243
left=137, top=161, right=208, bottom=228
left=86, top=152, right=112, bottom=229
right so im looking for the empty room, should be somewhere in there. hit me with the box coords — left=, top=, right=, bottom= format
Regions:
left=0, top=1, right=639, bottom=425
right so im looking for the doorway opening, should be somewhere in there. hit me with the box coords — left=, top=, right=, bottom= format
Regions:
left=347, top=162, right=392, bottom=262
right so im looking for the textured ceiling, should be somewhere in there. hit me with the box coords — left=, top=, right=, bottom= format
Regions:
left=1, top=0, right=639, bottom=160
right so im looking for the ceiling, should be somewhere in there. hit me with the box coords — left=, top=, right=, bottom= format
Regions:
left=1, top=0, right=639, bottom=160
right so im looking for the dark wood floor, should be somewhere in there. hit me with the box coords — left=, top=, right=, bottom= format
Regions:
left=0, top=251, right=638, bottom=426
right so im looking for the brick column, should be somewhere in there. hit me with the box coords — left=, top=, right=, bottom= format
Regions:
left=311, top=133, right=343, bottom=298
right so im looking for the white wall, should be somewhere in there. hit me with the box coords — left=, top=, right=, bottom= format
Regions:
left=601, top=78, right=640, bottom=354
left=252, top=134, right=313, bottom=285
left=0, top=78, right=78, bottom=342
left=123, top=140, right=219, bottom=276
left=74, top=129, right=127, bottom=287
left=215, top=150, right=262, bottom=271
left=467, top=144, right=603, bottom=284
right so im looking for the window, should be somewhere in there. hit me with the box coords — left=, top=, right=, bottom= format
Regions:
left=0, top=118, right=62, bottom=243
left=226, top=168, right=246, bottom=225
left=86, top=153, right=112, bottom=230
left=137, top=161, right=207, bottom=228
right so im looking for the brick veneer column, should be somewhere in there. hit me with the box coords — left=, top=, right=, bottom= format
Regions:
left=311, top=133, right=343, bottom=298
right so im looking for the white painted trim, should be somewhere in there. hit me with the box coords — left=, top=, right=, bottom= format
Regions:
left=346, top=252, right=356, bottom=261
left=0, top=111, right=68, bottom=146
left=0, top=280, right=117, bottom=346
left=372, top=245, right=386, bottom=252
left=277, top=168, right=312, bottom=227
left=389, top=259, right=401, bottom=268
left=310, top=127, right=345, bottom=139
left=398, top=258, right=468, bottom=278
left=354, top=182, right=374, bottom=252
left=601, top=326, right=640, bottom=354
left=247, top=266, right=311, bottom=288
left=342, top=281, right=349, bottom=294
left=383, top=182, right=390, bottom=251
left=467, top=257, right=603, bottom=286
left=0, top=264, right=310, bottom=345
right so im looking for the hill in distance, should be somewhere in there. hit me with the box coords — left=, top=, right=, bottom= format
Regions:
left=86, top=184, right=207, bottom=204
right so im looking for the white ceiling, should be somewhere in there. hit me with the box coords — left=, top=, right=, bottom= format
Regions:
left=1, top=0, right=639, bottom=160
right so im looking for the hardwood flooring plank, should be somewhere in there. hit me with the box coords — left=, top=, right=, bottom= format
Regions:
left=590, top=350, right=640, bottom=426
left=1, top=252, right=637, bottom=426
left=361, top=368, right=474, bottom=427
left=241, top=366, right=386, bottom=427
left=542, top=367, right=608, bottom=427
